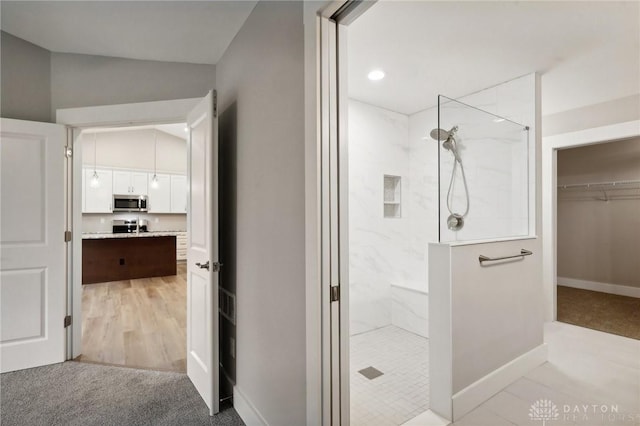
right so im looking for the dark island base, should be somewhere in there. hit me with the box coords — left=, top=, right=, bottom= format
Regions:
left=83, top=236, right=177, bottom=284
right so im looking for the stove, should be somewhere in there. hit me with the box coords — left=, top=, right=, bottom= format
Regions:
left=112, top=219, right=148, bottom=234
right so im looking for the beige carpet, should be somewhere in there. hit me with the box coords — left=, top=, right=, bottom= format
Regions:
left=0, top=361, right=244, bottom=426
left=557, top=285, right=640, bottom=340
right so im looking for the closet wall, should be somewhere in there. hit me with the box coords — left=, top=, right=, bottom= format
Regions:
left=557, top=137, right=640, bottom=292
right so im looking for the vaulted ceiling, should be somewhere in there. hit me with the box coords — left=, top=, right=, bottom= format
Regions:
left=1, top=1, right=257, bottom=64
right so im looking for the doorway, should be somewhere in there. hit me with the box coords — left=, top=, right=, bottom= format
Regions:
left=77, top=123, right=189, bottom=372
left=555, top=138, right=640, bottom=340
left=61, top=94, right=223, bottom=415
left=319, top=2, right=540, bottom=423
left=542, top=119, right=640, bottom=325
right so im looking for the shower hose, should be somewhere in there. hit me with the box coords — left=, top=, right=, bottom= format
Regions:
left=446, top=157, right=470, bottom=218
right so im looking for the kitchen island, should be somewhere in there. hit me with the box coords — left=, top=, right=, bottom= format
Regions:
left=82, top=232, right=182, bottom=284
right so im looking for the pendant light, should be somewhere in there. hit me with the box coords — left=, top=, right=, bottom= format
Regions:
left=151, top=129, right=159, bottom=188
left=90, top=133, right=100, bottom=187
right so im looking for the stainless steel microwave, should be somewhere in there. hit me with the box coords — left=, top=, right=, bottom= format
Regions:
left=112, top=194, right=148, bottom=212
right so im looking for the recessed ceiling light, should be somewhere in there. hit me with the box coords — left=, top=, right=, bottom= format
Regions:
left=368, top=70, right=385, bottom=81
left=184, top=126, right=189, bottom=132
left=493, top=118, right=505, bottom=123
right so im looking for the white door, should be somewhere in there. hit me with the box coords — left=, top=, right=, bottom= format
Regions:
left=186, top=91, right=219, bottom=415
left=0, top=118, right=67, bottom=373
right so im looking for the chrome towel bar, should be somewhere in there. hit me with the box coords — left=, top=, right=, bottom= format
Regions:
left=479, top=249, right=532, bottom=264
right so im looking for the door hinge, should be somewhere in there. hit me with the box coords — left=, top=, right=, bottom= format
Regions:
left=64, top=315, right=72, bottom=328
left=213, top=90, right=218, bottom=118
left=65, top=147, right=73, bottom=158
left=64, top=231, right=72, bottom=242
left=330, top=286, right=340, bottom=302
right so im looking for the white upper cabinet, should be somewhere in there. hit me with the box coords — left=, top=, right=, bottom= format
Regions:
left=82, top=166, right=185, bottom=214
left=112, top=171, right=130, bottom=195
left=81, top=168, right=87, bottom=212
left=170, top=175, right=187, bottom=213
left=131, top=172, right=148, bottom=195
left=112, top=170, right=148, bottom=195
left=147, top=173, right=171, bottom=213
left=84, top=169, right=113, bottom=213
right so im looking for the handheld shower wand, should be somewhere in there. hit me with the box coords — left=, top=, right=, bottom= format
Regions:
left=429, top=126, right=469, bottom=231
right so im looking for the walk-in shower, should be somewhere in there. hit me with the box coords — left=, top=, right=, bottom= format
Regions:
left=430, top=125, right=469, bottom=231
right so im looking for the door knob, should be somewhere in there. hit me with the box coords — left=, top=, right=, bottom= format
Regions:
left=196, top=261, right=210, bottom=271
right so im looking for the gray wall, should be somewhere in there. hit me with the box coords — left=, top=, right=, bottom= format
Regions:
left=1, top=31, right=52, bottom=122
left=543, top=94, right=640, bottom=137
left=215, top=2, right=306, bottom=425
left=51, top=52, right=215, bottom=116
left=1, top=31, right=216, bottom=122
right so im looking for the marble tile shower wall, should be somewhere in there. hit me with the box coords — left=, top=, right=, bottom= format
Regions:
left=348, top=100, right=412, bottom=335
left=407, top=107, right=439, bottom=286
left=441, top=74, right=535, bottom=241
left=436, top=100, right=529, bottom=242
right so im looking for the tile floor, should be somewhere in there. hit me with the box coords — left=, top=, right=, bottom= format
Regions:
left=452, top=322, right=640, bottom=426
left=350, top=325, right=430, bottom=426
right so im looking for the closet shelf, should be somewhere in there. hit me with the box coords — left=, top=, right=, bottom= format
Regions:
left=557, top=180, right=640, bottom=192
left=558, top=180, right=640, bottom=201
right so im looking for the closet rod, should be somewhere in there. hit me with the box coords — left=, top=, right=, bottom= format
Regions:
left=559, top=195, right=640, bottom=201
left=557, top=179, right=640, bottom=189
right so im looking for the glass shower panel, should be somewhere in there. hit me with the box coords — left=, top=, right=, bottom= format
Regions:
left=438, top=95, right=529, bottom=243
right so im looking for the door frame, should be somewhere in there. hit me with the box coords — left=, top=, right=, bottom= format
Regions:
left=541, top=119, right=640, bottom=322
left=314, top=2, right=418, bottom=425
left=56, top=97, right=201, bottom=358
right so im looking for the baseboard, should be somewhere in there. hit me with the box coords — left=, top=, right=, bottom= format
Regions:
left=233, top=386, right=269, bottom=426
left=558, top=277, right=640, bottom=299
left=401, top=409, right=451, bottom=426
left=452, top=343, right=547, bottom=421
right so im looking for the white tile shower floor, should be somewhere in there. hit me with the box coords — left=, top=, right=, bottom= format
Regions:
left=350, top=325, right=429, bottom=426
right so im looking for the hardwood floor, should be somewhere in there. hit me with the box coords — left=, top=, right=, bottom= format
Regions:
left=79, top=263, right=187, bottom=373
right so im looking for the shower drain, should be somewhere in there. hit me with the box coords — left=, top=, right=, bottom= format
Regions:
left=358, top=366, right=384, bottom=380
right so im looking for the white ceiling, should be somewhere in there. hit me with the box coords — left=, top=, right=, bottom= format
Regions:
left=0, top=1, right=258, bottom=65
left=348, top=1, right=640, bottom=115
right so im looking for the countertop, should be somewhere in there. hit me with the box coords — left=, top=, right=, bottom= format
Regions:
left=82, top=231, right=186, bottom=240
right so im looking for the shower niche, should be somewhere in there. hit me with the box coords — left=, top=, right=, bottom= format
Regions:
left=383, top=174, right=401, bottom=218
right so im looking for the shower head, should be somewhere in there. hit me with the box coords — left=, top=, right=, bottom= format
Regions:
left=430, top=128, right=450, bottom=142
left=430, top=126, right=458, bottom=142
left=430, top=126, right=461, bottom=162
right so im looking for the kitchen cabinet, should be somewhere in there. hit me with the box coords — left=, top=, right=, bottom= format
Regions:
left=113, top=170, right=148, bottom=195
left=147, top=173, right=171, bottom=213
left=81, top=166, right=187, bottom=215
left=81, top=168, right=86, bottom=212
left=170, top=175, right=187, bottom=213
left=84, top=168, right=113, bottom=213
left=176, top=232, right=187, bottom=261
left=82, top=236, right=176, bottom=284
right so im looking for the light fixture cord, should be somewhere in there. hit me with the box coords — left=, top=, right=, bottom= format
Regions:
left=154, top=129, right=157, bottom=177
left=94, top=133, right=97, bottom=172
